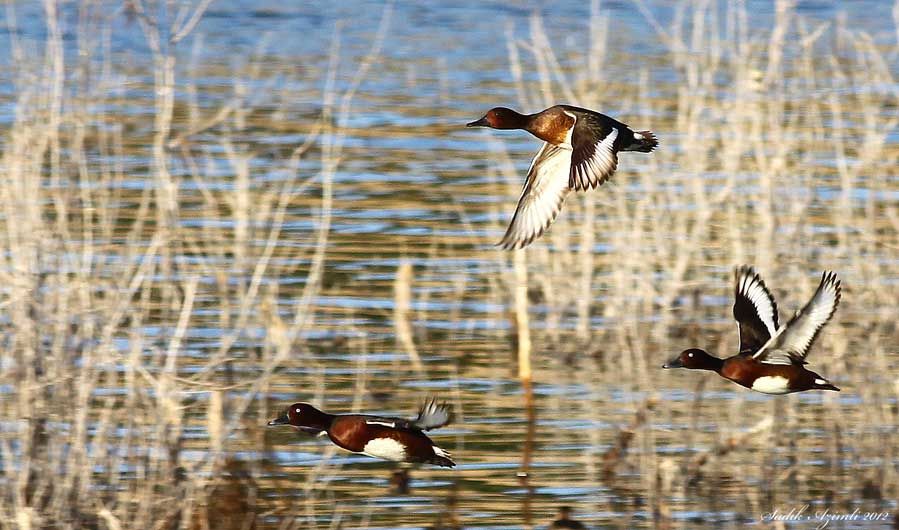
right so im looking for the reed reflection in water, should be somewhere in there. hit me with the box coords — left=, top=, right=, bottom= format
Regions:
left=0, top=1, right=896, bottom=529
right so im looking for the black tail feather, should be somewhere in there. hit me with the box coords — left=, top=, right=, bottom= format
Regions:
left=630, top=130, right=658, bottom=152
left=428, top=455, right=456, bottom=468
left=428, top=446, right=455, bottom=467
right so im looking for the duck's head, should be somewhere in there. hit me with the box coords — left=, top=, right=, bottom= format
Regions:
left=467, top=107, right=526, bottom=129
left=268, top=402, right=331, bottom=434
left=662, top=348, right=719, bottom=370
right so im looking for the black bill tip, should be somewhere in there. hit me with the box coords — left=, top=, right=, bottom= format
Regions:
left=662, top=357, right=683, bottom=369
left=267, top=414, right=290, bottom=426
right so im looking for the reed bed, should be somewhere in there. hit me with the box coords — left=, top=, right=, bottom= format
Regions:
left=0, top=1, right=897, bottom=529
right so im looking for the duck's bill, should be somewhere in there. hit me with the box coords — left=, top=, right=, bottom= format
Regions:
left=267, top=414, right=290, bottom=426
left=466, top=117, right=488, bottom=127
left=662, top=356, right=683, bottom=369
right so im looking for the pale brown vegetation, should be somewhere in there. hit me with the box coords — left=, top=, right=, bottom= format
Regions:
left=0, top=0, right=896, bottom=529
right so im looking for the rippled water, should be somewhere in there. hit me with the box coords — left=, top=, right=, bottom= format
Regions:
left=1, top=1, right=898, bottom=529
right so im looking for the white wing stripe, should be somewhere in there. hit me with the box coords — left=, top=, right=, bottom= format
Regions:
left=365, top=420, right=396, bottom=428
left=573, top=128, right=618, bottom=191
left=499, top=143, right=573, bottom=249
left=739, top=272, right=778, bottom=336
left=781, top=277, right=840, bottom=354
left=754, top=272, right=841, bottom=365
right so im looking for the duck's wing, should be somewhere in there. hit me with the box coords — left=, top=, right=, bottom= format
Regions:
left=733, top=266, right=779, bottom=355
left=498, top=142, right=572, bottom=250
left=568, top=114, right=619, bottom=192
left=752, top=271, right=841, bottom=365
left=410, top=398, right=452, bottom=431
left=361, top=399, right=453, bottom=432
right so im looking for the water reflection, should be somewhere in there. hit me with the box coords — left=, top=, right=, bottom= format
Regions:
left=1, top=0, right=898, bottom=529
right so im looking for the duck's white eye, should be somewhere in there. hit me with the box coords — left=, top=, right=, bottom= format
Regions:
left=688, top=352, right=694, bottom=358
left=295, top=407, right=301, bottom=414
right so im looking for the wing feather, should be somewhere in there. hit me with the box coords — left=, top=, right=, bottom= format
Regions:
left=733, top=266, right=779, bottom=355
left=570, top=127, right=619, bottom=191
left=753, top=271, right=841, bottom=365
left=412, top=398, right=452, bottom=431
left=498, top=142, right=572, bottom=250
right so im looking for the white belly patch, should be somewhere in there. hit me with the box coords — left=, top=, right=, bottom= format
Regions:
left=361, top=437, right=407, bottom=461
left=751, top=375, right=791, bottom=394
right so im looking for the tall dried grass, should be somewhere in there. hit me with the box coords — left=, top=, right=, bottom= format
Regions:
left=0, top=1, right=393, bottom=528
left=0, top=0, right=896, bottom=529
left=483, top=0, right=898, bottom=520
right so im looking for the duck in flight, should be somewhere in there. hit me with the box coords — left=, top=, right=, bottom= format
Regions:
left=663, top=266, right=842, bottom=394
left=467, top=105, right=657, bottom=250
left=268, top=399, right=455, bottom=467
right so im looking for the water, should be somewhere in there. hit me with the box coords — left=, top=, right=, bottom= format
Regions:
left=1, top=1, right=898, bottom=529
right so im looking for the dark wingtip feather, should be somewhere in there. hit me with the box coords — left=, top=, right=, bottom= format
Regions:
left=496, top=238, right=520, bottom=251
left=497, top=231, right=535, bottom=251
left=821, top=270, right=842, bottom=299
left=735, top=264, right=757, bottom=277
left=733, top=265, right=779, bottom=325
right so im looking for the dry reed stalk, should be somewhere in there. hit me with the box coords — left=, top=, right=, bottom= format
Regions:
left=0, top=0, right=393, bottom=526
left=518, top=378, right=537, bottom=530
left=394, top=260, right=424, bottom=373
left=514, top=251, right=532, bottom=382
left=601, top=397, right=658, bottom=480
left=686, top=416, right=775, bottom=485
left=0, top=0, right=896, bottom=527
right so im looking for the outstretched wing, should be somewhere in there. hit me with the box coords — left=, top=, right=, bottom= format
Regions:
left=411, top=398, right=452, bottom=431
left=498, top=142, right=572, bottom=250
left=569, top=118, right=619, bottom=191
left=753, top=271, right=841, bottom=365
left=733, top=266, right=779, bottom=355
left=361, top=399, right=452, bottom=432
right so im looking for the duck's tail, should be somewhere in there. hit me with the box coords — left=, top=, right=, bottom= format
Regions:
left=627, top=130, right=658, bottom=152
left=814, top=376, right=840, bottom=391
left=428, top=445, right=455, bottom=468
